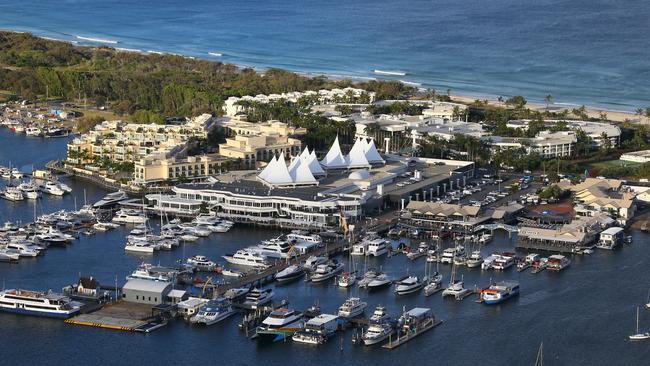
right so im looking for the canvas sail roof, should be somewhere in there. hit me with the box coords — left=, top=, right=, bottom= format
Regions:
left=258, top=152, right=293, bottom=185
left=320, top=136, right=348, bottom=169
left=288, top=157, right=318, bottom=185
left=306, top=149, right=326, bottom=175
left=363, top=139, right=385, bottom=164
left=346, top=137, right=370, bottom=168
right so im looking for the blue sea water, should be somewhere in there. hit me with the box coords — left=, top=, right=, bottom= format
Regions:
left=0, top=0, right=649, bottom=111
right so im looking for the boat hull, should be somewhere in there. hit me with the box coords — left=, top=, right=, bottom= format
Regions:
left=0, top=306, right=79, bottom=319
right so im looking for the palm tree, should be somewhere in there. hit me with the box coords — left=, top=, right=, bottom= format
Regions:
left=544, top=94, right=553, bottom=110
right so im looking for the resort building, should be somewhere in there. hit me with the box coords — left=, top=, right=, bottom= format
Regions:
left=66, top=114, right=215, bottom=165
left=217, top=119, right=304, bottom=167
left=133, top=153, right=231, bottom=184
left=223, top=88, right=375, bottom=117
left=146, top=138, right=475, bottom=229
left=488, top=131, right=576, bottom=158
left=558, top=178, right=636, bottom=225
left=506, top=119, right=621, bottom=147
left=620, top=150, right=650, bottom=163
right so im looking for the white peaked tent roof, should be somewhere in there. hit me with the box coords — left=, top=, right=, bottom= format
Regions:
left=306, top=149, right=326, bottom=175
left=288, top=157, right=318, bottom=185
left=363, top=139, right=385, bottom=164
left=346, top=137, right=371, bottom=168
left=320, top=136, right=348, bottom=169
left=258, top=152, right=293, bottom=185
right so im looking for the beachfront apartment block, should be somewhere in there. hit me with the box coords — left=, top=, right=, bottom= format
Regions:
left=507, top=119, right=621, bottom=147
left=488, top=131, right=577, bottom=158
left=217, top=119, right=304, bottom=167
left=66, top=114, right=214, bottom=166
left=223, top=88, right=375, bottom=117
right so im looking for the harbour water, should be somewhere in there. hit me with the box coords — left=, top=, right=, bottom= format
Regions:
left=1, top=131, right=650, bottom=365
left=1, top=0, right=649, bottom=111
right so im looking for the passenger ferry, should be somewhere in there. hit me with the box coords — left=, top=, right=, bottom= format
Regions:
left=366, top=238, right=389, bottom=257
left=0, top=289, right=82, bottom=318
left=242, top=288, right=274, bottom=309
left=190, top=298, right=236, bottom=325
left=480, top=280, right=520, bottom=305
left=292, top=314, right=338, bottom=345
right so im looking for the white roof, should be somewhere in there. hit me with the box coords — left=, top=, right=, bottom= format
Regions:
left=288, top=157, right=318, bottom=184
left=123, top=279, right=171, bottom=293
left=168, top=289, right=186, bottom=298
left=346, top=137, right=371, bottom=168
left=307, top=313, right=339, bottom=325
left=320, top=136, right=348, bottom=169
left=363, top=139, right=385, bottom=164
left=258, top=152, right=293, bottom=185
left=602, top=227, right=624, bottom=235
left=307, top=149, right=326, bottom=175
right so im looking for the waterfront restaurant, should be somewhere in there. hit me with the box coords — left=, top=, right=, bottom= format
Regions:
left=399, top=201, right=490, bottom=233
left=517, top=213, right=614, bottom=253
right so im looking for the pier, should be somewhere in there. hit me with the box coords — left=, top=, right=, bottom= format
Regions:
left=382, top=319, right=443, bottom=349
left=65, top=301, right=170, bottom=333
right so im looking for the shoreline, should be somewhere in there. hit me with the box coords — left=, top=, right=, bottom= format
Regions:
left=0, top=28, right=642, bottom=123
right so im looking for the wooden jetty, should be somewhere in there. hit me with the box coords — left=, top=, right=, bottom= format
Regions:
left=382, top=319, right=443, bottom=349
left=65, top=301, right=169, bottom=333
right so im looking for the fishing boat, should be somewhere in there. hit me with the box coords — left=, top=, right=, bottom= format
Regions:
left=190, top=297, right=236, bottom=325
left=629, top=306, right=650, bottom=341
left=337, top=297, right=367, bottom=319
left=292, top=314, right=338, bottom=345
left=480, top=280, right=520, bottom=305
left=275, top=265, right=305, bottom=283
left=310, top=261, right=344, bottom=283
left=0, top=289, right=82, bottom=318
left=241, top=288, right=274, bottom=309
left=394, top=276, right=425, bottom=295
left=255, top=308, right=304, bottom=342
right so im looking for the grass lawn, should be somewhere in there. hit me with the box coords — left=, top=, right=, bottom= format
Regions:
left=590, top=159, right=641, bottom=171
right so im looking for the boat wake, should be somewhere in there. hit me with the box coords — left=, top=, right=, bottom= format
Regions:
left=75, top=35, right=118, bottom=44
left=374, top=69, right=406, bottom=76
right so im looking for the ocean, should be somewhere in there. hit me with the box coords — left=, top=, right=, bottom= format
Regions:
left=0, top=0, right=649, bottom=111
left=1, top=130, right=650, bottom=365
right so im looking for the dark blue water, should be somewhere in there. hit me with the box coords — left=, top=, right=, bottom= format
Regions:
left=2, top=131, right=650, bottom=365
left=1, top=0, right=649, bottom=111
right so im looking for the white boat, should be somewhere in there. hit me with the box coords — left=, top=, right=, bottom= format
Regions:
left=124, top=241, right=155, bottom=253
left=629, top=306, right=650, bottom=341
left=303, top=255, right=328, bottom=271
left=94, top=221, right=120, bottom=231
left=369, top=305, right=391, bottom=323
left=190, top=298, right=236, bottom=325
left=0, top=289, right=82, bottom=318
left=17, top=182, right=41, bottom=199
left=310, top=261, right=344, bottom=283
left=466, top=250, right=483, bottom=268
left=126, top=263, right=174, bottom=282
left=394, top=276, right=425, bottom=295
left=242, top=288, right=274, bottom=309
left=255, top=239, right=294, bottom=259
left=0, top=248, right=21, bottom=262
left=112, top=209, right=148, bottom=224
left=224, top=287, right=250, bottom=302
left=256, top=308, right=304, bottom=341
left=222, top=269, right=244, bottom=278
left=93, top=190, right=128, bottom=209
left=292, top=314, right=338, bottom=345
left=337, top=272, right=357, bottom=288
left=350, top=242, right=368, bottom=256
left=42, top=181, right=66, bottom=196
left=406, top=242, right=429, bottom=261
left=366, top=238, right=389, bottom=257
left=2, top=186, right=24, bottom=201
left=362, top=322, right=393, bottom=346
left=442, top=263, right=471, bottom=300
left=287, top=230, right=322, bottom=246
left=480, top=280, right=520, bottom=305
left=337, top=297, right=367, bottom=319
left=187, top=255, right=218, bottom=272
left=492, top=253, right=515, bottom=270
left=5, top=242, right=40, bottom=257
left=222, top=249, right=268, bottom=268
left=275, top=265, right=305, bottom=283
left=366, top=273, right=393, bottom=290
left=478, top=233, right=493, bottom=244
left=547, top=254, right=571, bottom=271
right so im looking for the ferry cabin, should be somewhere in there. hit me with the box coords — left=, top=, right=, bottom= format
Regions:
left=0, top=289, right=81, bottom=318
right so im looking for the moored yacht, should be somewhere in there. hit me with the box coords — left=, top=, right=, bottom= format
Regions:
left=287, top=230, right=322, bottom=246
left=394, top=276, right=425, bottom=295
left=2, top=186, right=24, bottom=201
left=187, top=255, right=219, bottom=272
left=292, top=314, right=338, bottom=345
left=242, top=288, right=274, bottom=309
left=310, top=261, right=344, bottom=283
left=362, top=322, right=393, bottom=346
left=547, top=254, right=571, bottom=271
left=93, top=190, right=128, bottom=209
left=275, top=265, right=305, bottom=283
left=337, top=297, right=367, bottom=319
left=466, top=250, right=483, bottom=268
left=366, top=238, right=389, bottom=257
left=190, top=297, right=236, bottom=325
left=255, top=308, right=304, bottom=342
left=112, top=209, right=148, bottom=224
left=222, top=249, right=268, bottom=268
left=42, top=181, right=66, bottom=196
